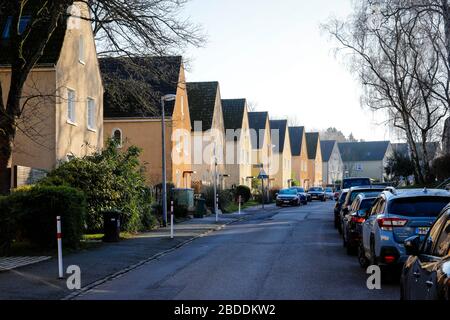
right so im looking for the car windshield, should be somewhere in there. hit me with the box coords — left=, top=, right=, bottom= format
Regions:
left=309, top=188, right=323, bottom=192
left=292, top=187, right=305, bottom=192
left=343, top=179, right=371, bottom=189
left=325, top=188, right=333, bottom=192
left=388, top=196, right=450, bottom=217
left=280, top=189, right=297, bottom=195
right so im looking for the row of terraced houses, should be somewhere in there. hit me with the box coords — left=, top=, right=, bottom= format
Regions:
left=1, top=2, right=395, bottom=192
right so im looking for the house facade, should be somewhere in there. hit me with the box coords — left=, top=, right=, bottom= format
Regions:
left=187, top=81, right=226, bottom=189
left=289, top=126, right=309, bottom=188
left=221, top=99, right=252, bottom=188
left=320, top=140, right=343, bottom=186
left=338, top=141, right=392, bottom=182
left=305, top=132, right=323, bottom=188
left=248, top=112, right=272, bottom=181
left=269, top=120, right=292, bottom=189
left=101, top=56, right=192, bottom=188
left=0, top=2, right=104, bottom=176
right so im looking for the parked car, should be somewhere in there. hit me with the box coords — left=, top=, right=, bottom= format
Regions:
left=276, top=188, right=301, bottom=207
left=324, top=187, right=334, bottom=200
left=334, top=191, right=340, bottom=201
left=334, top=189, right=349, bottom=229
left=338, top=186, right=385, bottom=234
left=307, top=187, right=326, bottom=202
left=400, top=204, right=450, bottom=300
left=359, top=188, right=450, bottom=278
left=342, top=194, right=376, bottom=255
left=290, top=187, right=308, bottom=205
left=341, top=177, right=371, bottom=190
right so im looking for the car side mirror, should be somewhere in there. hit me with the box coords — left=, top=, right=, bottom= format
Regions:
left=404, top=235, right=421, bottom=256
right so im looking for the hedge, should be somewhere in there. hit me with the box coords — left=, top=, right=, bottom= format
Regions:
left=0, top=185, right=86, bottom=254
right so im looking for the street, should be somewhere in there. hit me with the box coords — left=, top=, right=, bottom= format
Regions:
left=78, top=201, right=399, bottom=300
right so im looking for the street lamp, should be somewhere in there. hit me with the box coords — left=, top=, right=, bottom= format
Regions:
left=161, top=94, right=176, bottom=227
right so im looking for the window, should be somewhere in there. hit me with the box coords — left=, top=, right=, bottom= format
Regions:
left=433, top=218, right=450, bottom=257
left=79, top=35, right=85, bottom=63
left=355, top=163, right=363, bottom=171
left=112, top=128, right=122, bottom=147
left=2, top=16, right=30, bottom=39
left=67, top=89, right=76, bottom=123
left=87, top=98, right=95, bottom=130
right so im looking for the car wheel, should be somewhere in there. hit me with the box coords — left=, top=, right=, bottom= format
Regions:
left=358, top=244, right=370, bottom=269
left=334, top=217, right=339, bottom=229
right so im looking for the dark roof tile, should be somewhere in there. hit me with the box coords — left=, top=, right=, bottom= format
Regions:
left=288, top=126, right=305, bottom=156
left=306, top=132, right=320, bottom=159
left=100, top=56, right=182, bottom=118
left=269, top=120, right=288, bottom=153
left=248, top=112, right=269, bottom=149
left=338, top=141, right=391, bottom=162
left=187, top=82, right=219, bottom=131
left=320, top=140, right=337, bottom=162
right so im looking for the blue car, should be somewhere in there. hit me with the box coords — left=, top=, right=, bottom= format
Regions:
left=290, top=187, right=308, bottom=205
left=359, top=188, right=450, bottom=276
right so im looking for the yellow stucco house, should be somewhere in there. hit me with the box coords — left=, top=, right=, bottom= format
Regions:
left=221, top=99, right=252, bottom=188
left=101, top=56, right=192, bottom=188
left=248, top=112, right=272, bottom=182
left=305, top=132, right=323, bottom=188
left=269, top=120, right=292, bottom=189
left=289, top=126, right=309, bottom=188
left=0, top=2, right=104, bottom=179
left=187, top=81, right=226, bottom=189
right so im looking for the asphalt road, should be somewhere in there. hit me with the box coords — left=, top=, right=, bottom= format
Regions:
left=78, top=201, right=400, bottom=300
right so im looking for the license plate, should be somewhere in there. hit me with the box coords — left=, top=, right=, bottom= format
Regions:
left=284, top=201, right=290, bottom=204
left=416, top=227, right=430, bottom=235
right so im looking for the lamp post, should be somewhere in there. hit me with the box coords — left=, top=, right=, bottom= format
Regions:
left=161, top=94, right=176, bottom=227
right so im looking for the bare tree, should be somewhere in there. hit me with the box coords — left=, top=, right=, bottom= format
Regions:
left=323, top=0, right=448, bottom=184
left=0, top=0, right=204, bottom=192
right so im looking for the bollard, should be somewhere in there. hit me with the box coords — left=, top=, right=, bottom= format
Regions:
left=238, top=195, right=241, bottom=215
left=56, top=216, right=63, bottom=279
left=216, top=193, right=219, bottom=222
left=170, top=200, right=174, bottom=239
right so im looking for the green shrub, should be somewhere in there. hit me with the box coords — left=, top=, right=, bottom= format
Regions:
left=235, top=185, right=251, bottom=203
left=0, top=196, right=17, bottom=255
left=15, top=186, right=86, bottom=249
left=39, top=140, right=150, bottom=233
left=0, top=186, right=86, bottom=252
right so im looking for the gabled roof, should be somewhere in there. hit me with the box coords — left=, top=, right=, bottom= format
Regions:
left=269, top=120, right=288, bottom=153
left=306, top=132, right=320, bottom=160
left=321, top=140, right=337, bottom=162
left=392, top=142, right=441, bottom=161
left=248, top=112, right=269, bottom=149
left=100, top=56, right=182, bottom=118
left=289, top=126, right=305, bottom=156
left=187, top=82, right=220, bottom=131
left=0, top=2, right=68, bottom=66
left=221, top=99, right=246, bottom=131
left=338, top=141, right=391, bottom=162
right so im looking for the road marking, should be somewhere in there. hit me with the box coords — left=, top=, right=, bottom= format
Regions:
left=0, top=256, right=51, bottom=271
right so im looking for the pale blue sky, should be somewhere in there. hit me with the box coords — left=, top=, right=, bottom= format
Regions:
left=182, top=0, right=393, bottom=141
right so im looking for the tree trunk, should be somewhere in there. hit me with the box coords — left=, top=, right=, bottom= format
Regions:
left=0, top=117, right=14, bottom=195
left=403, top=117, right=425, bottom=185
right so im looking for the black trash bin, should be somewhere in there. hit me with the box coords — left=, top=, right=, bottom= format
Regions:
left=103, top=210, right=121, bottom=242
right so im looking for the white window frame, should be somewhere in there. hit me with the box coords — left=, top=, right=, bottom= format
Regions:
left=87, top=97, right=96, bottom=131
left=112, top=128, right=123, bottom=148
left=67, top=88, right=76, bottom=125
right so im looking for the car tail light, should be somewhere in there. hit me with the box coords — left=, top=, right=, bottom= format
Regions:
left=351, top=216, right=365, bottom=224
left=377, top=217, right=408, bottom=231
left=383, top=255, right=397, bottom=264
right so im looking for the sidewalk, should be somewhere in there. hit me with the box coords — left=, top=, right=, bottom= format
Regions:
left=0, top=204, right=277, bottom=300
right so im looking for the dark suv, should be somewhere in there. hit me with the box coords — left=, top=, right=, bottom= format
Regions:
left=338, top=186, right=385, bottom=234
left=341, top=177, right=371, bottom=190
left=334, top=189, right=349, bottom=229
